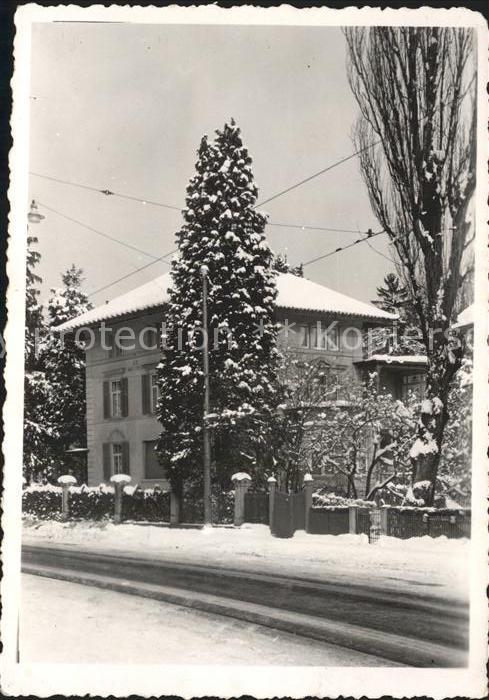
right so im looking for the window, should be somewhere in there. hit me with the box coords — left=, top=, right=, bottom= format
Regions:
left=322, top=325, right=339, bottom=351
left=150, top=373, right=159, bottom=413
left=298, top=323, right=338, bottom=351
left=103, top=378, right=128, bottom=419
left=111, top=380, right=122, bottom=417
left=401, top=373, right=425, bottom=400
left=144, top=440, right=164, bottom=479
left=298, top=324, right=309, bottom=348
left=112, top=443, right=123, bottom=475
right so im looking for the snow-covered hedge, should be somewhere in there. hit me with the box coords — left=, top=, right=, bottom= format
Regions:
left=22, top=485, right=63, bottom=521
left=22, top=483, right=170, bottom=522
left=312, top=492, right=376, bottom=509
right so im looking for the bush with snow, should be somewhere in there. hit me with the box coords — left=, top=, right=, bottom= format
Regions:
left=22, top=483, right=171, bottom=523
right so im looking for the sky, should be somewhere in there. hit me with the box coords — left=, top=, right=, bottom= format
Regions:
left=28, top=21, right=393, bottom=309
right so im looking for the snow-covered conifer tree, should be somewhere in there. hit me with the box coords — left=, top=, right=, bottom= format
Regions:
left=24, top=234, right=51, bottom=481
left=273, top=253, right=303, bottom=277
left=157, top=120, right=279, bottom=497
left=44, top=265, right=92, bottom=478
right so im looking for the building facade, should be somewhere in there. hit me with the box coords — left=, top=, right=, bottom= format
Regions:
left=59, top=272, right=420, bottom=488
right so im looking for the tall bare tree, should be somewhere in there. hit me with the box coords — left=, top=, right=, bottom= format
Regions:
left=344, top=27, right=476, bottom=505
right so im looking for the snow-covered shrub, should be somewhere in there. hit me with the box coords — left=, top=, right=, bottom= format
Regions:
left=22, top=483, right=171, bottom=522
left=69, top=489, right=114, bottom=521
left=121, top=489, right=170, bottom=522
left=22, top=486, right=62, bottom=520
left=312, top=491, right=376, bottom=509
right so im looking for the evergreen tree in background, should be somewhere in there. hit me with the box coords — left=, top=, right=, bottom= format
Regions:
left=375, top=273, right=410, bottom=318
left=157, top=120, right=280, bottom=499
left=44, top=265, right=92, bottom=479
left=370, top=273, right=424, bottom=356
left=273, top=253, right=304, bottom=277
left=24, top=233, right=51, bottom=481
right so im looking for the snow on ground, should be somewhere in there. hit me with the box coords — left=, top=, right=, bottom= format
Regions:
left=23, top=519, right=469, bottom=601
left=21, top=574, right=395, bottom=666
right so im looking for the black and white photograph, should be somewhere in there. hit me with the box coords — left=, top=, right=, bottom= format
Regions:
left=2, top=4, right=488, bottom=698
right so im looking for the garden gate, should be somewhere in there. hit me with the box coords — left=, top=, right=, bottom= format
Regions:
left=243, top=491, right=269, bottom=524
left=271, top=489, right=305, bottom=538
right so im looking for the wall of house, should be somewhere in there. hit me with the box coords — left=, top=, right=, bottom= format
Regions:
left=85, top=310, right=169, bottom=488
left=85, top=307, right=373, bottom=486
left=275, top=310, right=365, bottom=368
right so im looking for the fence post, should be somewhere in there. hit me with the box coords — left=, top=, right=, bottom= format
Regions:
left=380, top=506, right=389, bottom=536
left=303, top=473, right=313, bottom=533
left=231, top=472, right=251, bottom=527
left=267, top=476, right=277, bottom=531
left=348, top=505, right=357, bottom=534
left=57, top=475, right=77, bottom=521
left=170, top=492, right=181, bottom=525
left=110, top=474, right=131, bottom=524
left=369, top=507, right=382, bottom=544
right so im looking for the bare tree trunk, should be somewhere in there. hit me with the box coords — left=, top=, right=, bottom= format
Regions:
left=345, top=26, right=476, bottom=505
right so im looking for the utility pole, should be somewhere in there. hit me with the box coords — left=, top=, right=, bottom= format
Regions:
left=200, top=265, right=212, bottom=526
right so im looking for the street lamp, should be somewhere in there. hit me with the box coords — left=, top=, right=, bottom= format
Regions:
left=200, top=265, right=212, bottom=526
left=27, top=199, right=44, bottom=224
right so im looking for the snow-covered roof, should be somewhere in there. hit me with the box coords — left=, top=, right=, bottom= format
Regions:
left=57, top=271, right=397, bottom=331
left=275, top=274, right=396, bottom=321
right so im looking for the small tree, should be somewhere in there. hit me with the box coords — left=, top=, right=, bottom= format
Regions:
left=43, top=265, right=92, bottom=479
left=345, top=27, right=476, bottom=504
left=157, top=120, right=280, bottom=499
left=273, top=253, right=304, bottom=277
left=368, top=273, right=425, bottom=357
left=275, top=355, right=416, bottom=499
left=309, top=375, right=416, bottom=500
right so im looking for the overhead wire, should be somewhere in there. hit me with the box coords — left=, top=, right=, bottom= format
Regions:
left=32, top=138, right=386, bottom=296
left=30, top=171, right=181, bottom=212
left=37, top=201, right=172, bottom=265
left=89, top=253, right=174, bottom=298
left=254, top=139, right=381, bottom=208
left=31, top=171, right=373, bottom=235
left=302, top=229, right=386, bottom=267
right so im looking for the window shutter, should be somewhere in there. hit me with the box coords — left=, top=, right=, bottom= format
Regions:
left=121, top=377, right=129, bottom=417
left=103, top=381, right=110, bottom=419
left=103, top=443, right=111, bottom=481
left=141, top=374, right=150, bottom=415
left=122, top=442, right=130, bottom=474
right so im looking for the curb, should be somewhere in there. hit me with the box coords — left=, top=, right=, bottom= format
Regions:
left=22, top=563, right=466, bottom=668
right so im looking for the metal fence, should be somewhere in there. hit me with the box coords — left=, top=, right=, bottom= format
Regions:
left=308, top=507, right=349, bottom=535
left=308, top=506, right=470, bottom=539
left=386, top=508, right=470, bottom=539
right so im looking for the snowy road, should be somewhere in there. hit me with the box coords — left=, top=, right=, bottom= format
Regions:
left=21, top=574, right=394, bottom=666
left=22, top=540, right=468, bottom=667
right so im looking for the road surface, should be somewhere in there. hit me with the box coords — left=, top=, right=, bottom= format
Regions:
left=22, top=542, right=469, bottom=667
left=21, top=574, right=394, bottom=665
